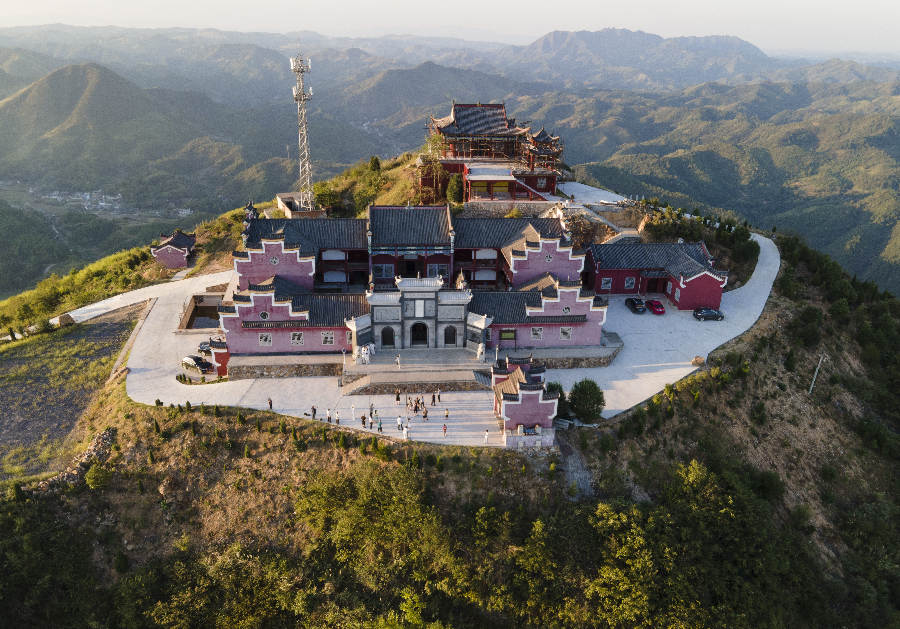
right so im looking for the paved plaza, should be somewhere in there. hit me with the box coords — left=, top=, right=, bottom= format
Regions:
left=45, top=232, right=778, bottom=442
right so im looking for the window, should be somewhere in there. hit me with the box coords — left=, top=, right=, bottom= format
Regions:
left=500, top=330, right=516, bottom=341
left=667, top=281, right=673, bottom=294
left=346, top=331, right=353, bottom=344
left=675, top=288, right=681, bottom=302
left=270, top=256, right=279, bottom=265
left=624, top=277, right=635, bottom=290
left=259, top=311, right=269, bottom=320
left=545, top=254, right=553, bottom=263
left=537, top=177, right=547, bottom=188
left=322, top=331, right=334, bottom=345
left=563, top=306, right=571, bottom=314
left=601, top=278, right=612, bottom=290
left=373, top=264, right=393, bottom=279
left=531, top=327, right=543, bottom=340
left=259, top=333, right=272, bottom=346
left=560, top=327, right=572, bottom=340
left=485, top=329, right=491, bottom=342
left=290, top=332, right=303, bottom=345
left=427, top=264, right=449, bottom=278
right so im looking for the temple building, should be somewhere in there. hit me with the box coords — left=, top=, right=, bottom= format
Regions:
left=151, top=230, right=196, bottom=268
left=421, top=103, right=564, bottom=201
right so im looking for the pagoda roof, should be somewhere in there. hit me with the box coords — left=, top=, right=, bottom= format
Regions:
left=432, top=103, right=529, bottom=138
left=531, top=127, right=559, bottom=143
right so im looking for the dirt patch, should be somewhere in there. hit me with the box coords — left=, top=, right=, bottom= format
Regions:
left=0, top=303, right=142, bottom=487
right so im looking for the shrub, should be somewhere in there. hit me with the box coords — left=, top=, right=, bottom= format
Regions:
left=750, top=401, right=766, bottom=425
left=821, top=464, right=838, bottom=482
left=568, top=481, right=578, bottom=497
left=579, top=431, right=589, bottom=450
left=359, top=440, right=368, bottom=455
left=155, top=399, right=162, bottom=407
left=409, top=450, right=421, bottom=469
left=425, top=453, right=437, bottom=466
left=598, top=433, right=614, bottom=454
left=237, top=412, right=245, bottom=425
left=256, top=418, right=262, bottom=433
left=244, top=444, right=250, bottom=458
left=548, top=462, right=557, bottom=480
left=436, top=456, right=444, bottom=472
left=784, top=349, right=797, bottom=372
left=153, top=419, right=161, bottom=434
left=7, top=484, right=26, bottom=502
left=337, top=433, right=347, bottom=449
left=185, top=401, right=192, bottom=412
left=114, top=549, right=129, bottom=574
left=280, top=420, right=287, bottom=434
left=84, top=464, right=112, bottom=490
left=568, top=379, right=606, bottom=423
left=148, top=450, right=154, bottom=464
left=214, top=405, right=221, bottom=417
left=200, top=403, right=207, bottom=415
left=446, top=174, right=463, bottom=203
left=828, top=298, right=851, bottom=323
left=666, top=405, right=675, bottom=419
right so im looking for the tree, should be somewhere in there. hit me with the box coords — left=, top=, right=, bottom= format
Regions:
left=15, top=302, right=33, bottom=326
left=568, top=378, right=606, bottom=423
left=446, top=174, right=463, bottom=203
left=828, top=298, right=851, bottom=323
left=369, top=155, right=381, bottom=172
left=545, top=382, right=568, bottom=418
left=313, top=181, right=340, bottom=209
left=84, top=464, right=111, bottom=490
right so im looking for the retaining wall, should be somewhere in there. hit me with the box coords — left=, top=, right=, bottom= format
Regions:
left=228, top=363, right=343, bottom=380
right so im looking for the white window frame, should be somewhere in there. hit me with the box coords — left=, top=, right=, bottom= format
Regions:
left=560, top=327, right=572, bottom=340
left=675, top=288, right=681, bottom=302
left=259, top=333, right=272, bottom=346
left=601, top=277, right=612, bottom=290
left=322, top=331, right=335, bottom=345
left=346, top=331, right=353, bottom=344
left=259, top=311, right=269, bottom=320
left=427, top=263, right=449, bottom=278
left=531, top=327, right=543, bottom=340
left=373, top=264, right=393, bottom=279
left=624, top=277, right=635, bottom=290
left=290, top=332, right=304, bottom=346
left=667, top=281, right=673, bottom=294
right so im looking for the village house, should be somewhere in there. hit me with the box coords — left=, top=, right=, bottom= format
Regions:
left=150, top=230, right=196, bottom=268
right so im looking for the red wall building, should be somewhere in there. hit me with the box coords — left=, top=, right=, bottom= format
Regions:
left=151, top=230, right=196, bottom=268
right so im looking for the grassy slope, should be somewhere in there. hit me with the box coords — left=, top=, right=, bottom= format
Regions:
left=0, top=218, right=899, bottom=625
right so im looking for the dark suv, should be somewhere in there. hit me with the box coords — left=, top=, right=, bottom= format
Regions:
left=693, top=308, right=724, bottom=321
left=625, top=298, right=647, bottom=314
left=182, top=355, right=214, bottom=373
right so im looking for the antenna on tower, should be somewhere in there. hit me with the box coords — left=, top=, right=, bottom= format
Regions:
left=291, top=49, right=314, bottom=211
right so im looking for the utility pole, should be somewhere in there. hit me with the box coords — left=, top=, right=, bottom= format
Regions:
left=291, top=52, right=314, bottom=211
left=809, top=353, right=828, bottom=395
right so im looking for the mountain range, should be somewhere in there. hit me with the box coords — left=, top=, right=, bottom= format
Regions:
left=2, top=25, right=900, bottom=296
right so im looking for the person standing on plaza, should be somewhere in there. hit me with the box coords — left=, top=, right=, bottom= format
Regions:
left=423, top=408, right=428, bottom=422
left=484, top=429, right=489, bottom=444
left=369, top=402, right=374, bottom=418
left=403, top=425, right=409, bottom=441
left=377, top=418, right=382, bottom=433
left=351, top=405, right=355, bottom=422
left=361, top=414, right=366, bottom=429
left=443, top=423, right=447, bottom=437
left=268, top=398, right=272, bottom=410
left=431, top=391, right=436, bottom=406
left=368, top=415, right=373, bottom=430
left=437, top=388, right=441, bottom=403
left=327, top=408, right=331, bottom=423
left=311, top=405, right=317, bottom=421
left=396, top=389, right=401, bottom=406
left=396, top=354, right=401, bottom=370
left=335, top=410, right=340, bottom=425
left=444, top=408, right=449, bottom=421
left=397, top=415, right=402, bottom=431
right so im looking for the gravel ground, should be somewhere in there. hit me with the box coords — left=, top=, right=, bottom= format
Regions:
left=0, top=304, right=141, bottom=483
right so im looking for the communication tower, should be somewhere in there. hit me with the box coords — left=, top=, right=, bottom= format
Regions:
left=291, top=53, right=314, bottom=211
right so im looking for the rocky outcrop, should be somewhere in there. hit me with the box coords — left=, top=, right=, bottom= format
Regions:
left=36, top=428, right=115, bottom=491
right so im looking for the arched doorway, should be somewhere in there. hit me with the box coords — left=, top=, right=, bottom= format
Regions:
left=411, top=322, right=428, bottom=346
left=444, top=325, right=456, bottom=346
left=381, top=326, right=395, bottom=348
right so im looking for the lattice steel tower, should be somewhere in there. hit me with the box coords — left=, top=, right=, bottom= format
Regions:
left=291, top=53, right=314, bottom=210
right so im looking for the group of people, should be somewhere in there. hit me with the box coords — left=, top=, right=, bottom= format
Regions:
left=357, top=342, right=376, bottom=364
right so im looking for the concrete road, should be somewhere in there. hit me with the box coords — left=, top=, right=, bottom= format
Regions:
left=544, top=234, right=781, bottom=417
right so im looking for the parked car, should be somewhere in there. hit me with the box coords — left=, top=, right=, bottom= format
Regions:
left=645, top=300, right=665, bottom=315
left=625, top=298, right=647, bottom=314
left=693, top=308, right=724, bottom=321
left=198, top=341, right=212, bottom=356
left=182, top=355, right=214, bottom=373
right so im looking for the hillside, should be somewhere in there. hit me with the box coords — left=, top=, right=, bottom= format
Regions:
left=2, top=215, right=900, bottom=626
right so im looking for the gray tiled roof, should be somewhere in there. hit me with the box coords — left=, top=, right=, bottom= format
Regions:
left=469, top=292, right=586, bottom=325
left=454, top=218, right=564, bottom=249
left=369, top=206, right=450, bottom=246
left=154, top=230, right=195, bottom=251
left=244, top=218, right=368, bottom=253
left=432, top=103, right=528, bottom=137
left=289, top=294, right=370, bottom=327
left=590, top=242, right=725, bottom=280
left=531, top=128, right=559, bottom=143
left=246, top=275, right=309, bottom=297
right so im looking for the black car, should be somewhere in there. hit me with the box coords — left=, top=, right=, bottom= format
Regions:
left=625, top=298, right=647, bottom=314
left=693, top=308, right=724, bottom=321
left=182, top=355, right=214, bottom=373
left=198, top=341, right=212, bottom=356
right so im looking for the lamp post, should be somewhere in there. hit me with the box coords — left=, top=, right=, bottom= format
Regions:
left=342, top=348, right=346, bottom=365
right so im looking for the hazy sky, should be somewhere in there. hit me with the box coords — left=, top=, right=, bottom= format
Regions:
left=2, top=0, right=899, bottom=57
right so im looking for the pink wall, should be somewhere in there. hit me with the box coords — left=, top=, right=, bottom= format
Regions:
left=510, top=240, right=584, bottom=287
left=152, top=246, right=189, bottom=268
left=497, top=389, right=557, bottom=431
left=234, top=242, right=315, bottom=291
left=489, top=288, right=605, bottom=349
left=672, top=273, right=725, bottom=310
left=220, top=293, right=351, bottom=354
